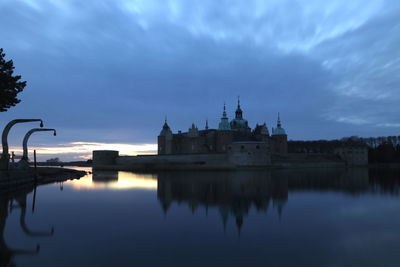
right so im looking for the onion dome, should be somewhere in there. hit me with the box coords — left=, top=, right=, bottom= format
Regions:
left=230, top=97, right=249, bottom=130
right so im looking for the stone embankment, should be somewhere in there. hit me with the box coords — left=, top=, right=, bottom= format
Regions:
left=92, top=150, right=352, bottom=171
left=0, top=167, right=86, bottom=193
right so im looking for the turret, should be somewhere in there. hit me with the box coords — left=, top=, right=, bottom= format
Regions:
left=159, top=118, right=172, bottom=137
left=158, top=118, right=173, bottom=155
left=235, top=97, right=243, bottom=120
left=218, top=103, right=231, bottom=130
left=188, top=123, right=199, bottom=137
left=253, top=123, right=269, bottom=142
left=230, top=97, right=250, bottom=132
left=271, top=113, right=287, bottom=154
left=272, top=113, right=286, bottom=135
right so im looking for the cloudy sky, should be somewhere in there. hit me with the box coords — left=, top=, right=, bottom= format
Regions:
left=1, top=0, right=399, bottom=160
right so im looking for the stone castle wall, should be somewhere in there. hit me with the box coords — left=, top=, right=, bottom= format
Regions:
left=227, top=142, right=271, bottom=166
left=92, top=150, right=119, bottom=165
left=93, top=145, right=274, bottom=171
left=93, top=151, right=235, bottom=171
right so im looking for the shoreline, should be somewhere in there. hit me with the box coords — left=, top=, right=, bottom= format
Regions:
left=0, top=167, right=87, bottom=193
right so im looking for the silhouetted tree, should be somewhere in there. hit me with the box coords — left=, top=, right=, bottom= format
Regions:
left=0, top=48, right=26, bottom=112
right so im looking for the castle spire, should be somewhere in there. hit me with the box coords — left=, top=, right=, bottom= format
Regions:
left=218, top=102, right=231, bottom=130
left=277, top=112, right=281, bottom=128
left=272, top=112, right=286, bottom=136
left=222, top=102, right=227, bottom=118
left=163, top=116, right=169, bottom=128
left=205, top=119, right=209, bottom=130
left=235, top=96, right=243, bottom=119
left=160, top=116, right=172, bottom=136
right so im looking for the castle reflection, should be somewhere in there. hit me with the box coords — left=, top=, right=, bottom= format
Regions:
left=156, top=168, right=400, bottom=231
left=0, top=187, right=53, bottom=267
left=157, top=170, right=288, bottom=232
left=2, top=168, right=400, bottom=266
left=80, top=168, right=400, bottom=233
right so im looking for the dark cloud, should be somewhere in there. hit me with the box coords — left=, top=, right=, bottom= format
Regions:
left=1, top=0, right=399, bottom=158
left=315, top=3, right=400, bottom=133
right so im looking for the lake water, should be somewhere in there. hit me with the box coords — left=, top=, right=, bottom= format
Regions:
left=2, top=167, right=400, bottom=267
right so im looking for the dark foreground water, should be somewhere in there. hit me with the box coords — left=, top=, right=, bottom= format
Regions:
left=2, top=167, right=400, bottom=267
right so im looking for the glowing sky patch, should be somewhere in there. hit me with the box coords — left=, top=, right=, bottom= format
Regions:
left=7, top=142, right=157, bottom=161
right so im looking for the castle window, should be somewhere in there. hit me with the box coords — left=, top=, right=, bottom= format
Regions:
left=256, top=145, right=260, bottom=149
left=241, top=145, right=245, bottom=149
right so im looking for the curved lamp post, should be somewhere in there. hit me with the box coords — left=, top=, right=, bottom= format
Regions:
left=21, top=128, right=56, bottom=161
left=0, top=119, right=44, bottom=170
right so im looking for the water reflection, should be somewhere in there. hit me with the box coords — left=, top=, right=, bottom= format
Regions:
left=68, top=168, right=400, bottom=233
left=92, top=171, right=119, bottom=183
left=66, top=168, right=400, bottom=229
left=67, top=170, right=157, bottom=190
left=4, top=167, right=400, bottom=266
left=156, top=168, right=400, bottom=231
left=157, top=170, right=287, bottom=233
left=0, top=187, right=53, bottom=267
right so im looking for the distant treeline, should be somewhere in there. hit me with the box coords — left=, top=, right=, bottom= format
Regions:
left=288, top=136, right=400, bottom=163
left=37, top=158, right=92, bottom=167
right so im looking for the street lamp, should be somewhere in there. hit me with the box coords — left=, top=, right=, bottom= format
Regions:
left=21, top=128, right=56, bottom=161
left=0, top=119, right=44, bottom=170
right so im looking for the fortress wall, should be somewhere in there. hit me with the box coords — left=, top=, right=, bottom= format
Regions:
left=271, top=152, right=345, bottom=168
left=272, top=153, right=342, bottom=161
left=93, top=149, right=348, bottom=171
left=93, top=150, right=119, bottom=166
left=112, top=153, right=234, bottom=170
left=272, top=161, right=345, bottom=168
left=116, top=153, right=228, bottom=164
left=227, top=142, right=271, bottom=166
left=93, top=150, right=235, bottom=170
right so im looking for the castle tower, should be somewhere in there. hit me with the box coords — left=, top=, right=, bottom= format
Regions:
left=253, top=123, right=270, bottom=142
left=158, top=118, right=173, bottom=155
left=235, top=97, right=243, bottom=119
left=188, top=123, right=199, bottom=137
left=218, top=103, right=231, bottom=130
left=216, top=103, right=233, bottom=152
left=271, top=113, right=288, bottom=154
left=230, top=97, right=250, bottom=133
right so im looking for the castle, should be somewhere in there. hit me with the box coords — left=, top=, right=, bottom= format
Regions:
left=92, top=100, right=368, bottom=170
left=158, top=99, right=288, bottom=156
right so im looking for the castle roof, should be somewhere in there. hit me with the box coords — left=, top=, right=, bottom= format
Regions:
left=218, top=103, right=231, bottom=130
left=272, top=113, right=286, bottom=136
left=230, top=98, right=249, bottom=130
left=253, top=123, right=269, bottom=135
left=159, top=119, right=172, bottom=136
